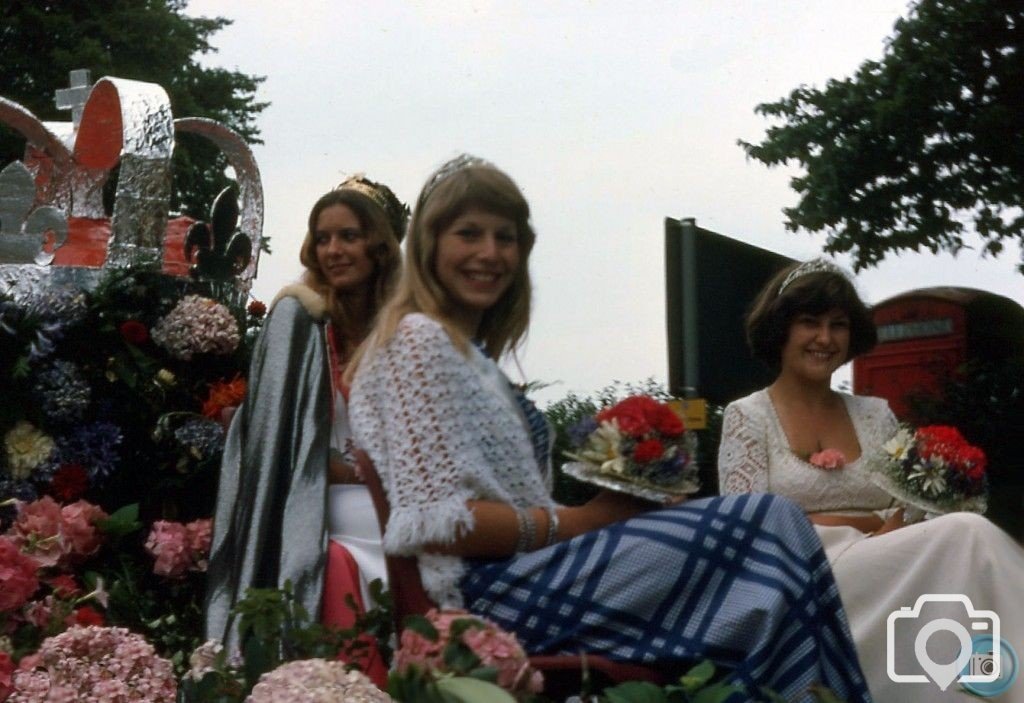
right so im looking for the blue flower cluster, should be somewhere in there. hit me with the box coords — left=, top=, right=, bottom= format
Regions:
left=174, top=418, right=225, bottom=463
left=33, top=360, right=91, bottom=423
left=37, top=421, right=124, bottom=483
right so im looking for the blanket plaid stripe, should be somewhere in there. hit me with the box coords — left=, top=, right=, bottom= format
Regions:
left=461, top=493, right=872, bottom=703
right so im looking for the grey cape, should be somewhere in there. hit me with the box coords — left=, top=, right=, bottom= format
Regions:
left=204, top=288, right=332, bottom=648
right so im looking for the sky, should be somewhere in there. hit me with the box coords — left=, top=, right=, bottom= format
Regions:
left=183, top=0, right=1022, bottom=404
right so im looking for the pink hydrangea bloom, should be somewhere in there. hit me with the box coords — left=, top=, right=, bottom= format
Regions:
left=247, top=659, right=393, bottom=702
left=0, top=651, right=14, bottom=701
left=59, top=500, right=108, bottom=563
left=7, top=496, right=64, bottom=568
left=151, top=295, right=240, bottom=361
left=8, top=626, right=176, bottom=702
left=144, top=519, right=212, bottom=578
left=808, top=448, right=847, bottom=471
left=144, top=521, right=191, bottom=578
left=395, top=609, right=543, bottom=695
left=23, top=596, right=56, bottom=628
left=185, top=518, right=213, bottom=572
left=0, top=536, right=40, bottom=612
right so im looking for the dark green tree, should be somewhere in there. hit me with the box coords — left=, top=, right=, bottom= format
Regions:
left=0, top=0, right=267, bottom=218
left=741, top=0, right=1024, bottom=272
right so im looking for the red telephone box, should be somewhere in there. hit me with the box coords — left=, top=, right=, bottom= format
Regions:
left=853, top=287, right=1024, bottom=418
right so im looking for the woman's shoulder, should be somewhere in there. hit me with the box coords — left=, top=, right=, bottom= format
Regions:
left=724, top=388, right=771, bottom=416
left=270, top=283, right=326, bottom=321
left=842, top=391, right=892, bottom=415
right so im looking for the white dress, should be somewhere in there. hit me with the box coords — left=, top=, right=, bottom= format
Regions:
left=719, top=389, right=1024, bottom=702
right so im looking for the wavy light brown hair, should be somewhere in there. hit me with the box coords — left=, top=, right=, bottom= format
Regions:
left=745, top=262, right=877, bottom=370
left=350, top=160, right=535, bottom=377
left=299, top=188, right=402, bottom=349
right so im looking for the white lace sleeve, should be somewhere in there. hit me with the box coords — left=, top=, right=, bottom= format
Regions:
left=717, top=400, right=770, bottom=494
left=349, top=316, right=477, bottom=555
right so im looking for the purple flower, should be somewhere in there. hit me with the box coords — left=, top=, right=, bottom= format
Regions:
left=568, top=417, right=599, bottom=447
left=33, top=360, right=91, bottom=423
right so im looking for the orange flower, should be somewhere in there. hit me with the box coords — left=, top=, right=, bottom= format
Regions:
left=202, top=376, right=247, bottom=419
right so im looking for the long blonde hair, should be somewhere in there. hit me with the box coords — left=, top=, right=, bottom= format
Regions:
left=298, top=188, right=402, bottom=352
left=348, top=159, right=535, bottom=378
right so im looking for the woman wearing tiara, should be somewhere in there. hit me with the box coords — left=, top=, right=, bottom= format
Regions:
left=205, top=176, right=405, bottom=683
left=718, top=259, right=1024, bottom=701
left=347, top=155, right=875, bottom=702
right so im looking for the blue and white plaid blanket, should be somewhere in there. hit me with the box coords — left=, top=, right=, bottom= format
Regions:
left=461, top=493, right=871, bottom=703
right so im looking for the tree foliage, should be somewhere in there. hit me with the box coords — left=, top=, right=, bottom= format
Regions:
left=0, top=0, right=267, bottom=218
left=741, top=0, right=1024, bottom=272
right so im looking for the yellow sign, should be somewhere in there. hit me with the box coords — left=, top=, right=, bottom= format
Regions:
left=667, top=398, right=707, bottom=430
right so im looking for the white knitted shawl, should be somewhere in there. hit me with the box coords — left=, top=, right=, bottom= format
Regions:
left=349, top=313, right=554, bottom=607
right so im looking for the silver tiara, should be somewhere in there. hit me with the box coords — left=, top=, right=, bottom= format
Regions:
left=421, top=153, right=492, bottom=200
left=778, top=258, right=847, bottom=294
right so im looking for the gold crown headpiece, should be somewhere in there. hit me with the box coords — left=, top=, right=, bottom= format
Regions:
left=778, top=258, right=848, bottom=294
left=337, top=174, right=409, bottom=242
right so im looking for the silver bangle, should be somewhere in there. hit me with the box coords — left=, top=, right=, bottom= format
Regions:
left=544, top=506, right=560, bottom=547
left=515, top=508, right=536, bottom=553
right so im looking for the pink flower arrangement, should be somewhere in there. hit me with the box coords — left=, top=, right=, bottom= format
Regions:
left=6, top=497, right=109, bottom=568
left=808, top=448, right=847, bottom=471
left=151, top=294, right=240, bottom=361
left=8, top=626, right=176, bottom=702
left=247, top=659, right=393, bottom=702
left=144, top=518, right=212, bottom=578
left=395, top=609, right=543, bottom=696
left=0, top=536, right=40, bottom=612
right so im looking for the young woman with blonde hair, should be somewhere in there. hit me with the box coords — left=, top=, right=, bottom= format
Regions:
left=349, top=155, right=875, bottom=702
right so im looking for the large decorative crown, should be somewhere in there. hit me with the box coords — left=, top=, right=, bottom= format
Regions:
left=0, top=69, right=264, bottom=298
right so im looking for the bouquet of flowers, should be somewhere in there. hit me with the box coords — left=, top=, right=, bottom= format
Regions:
left=871, top=424, right=988, bottom=517
left=563, top=395, right=699, bottom=501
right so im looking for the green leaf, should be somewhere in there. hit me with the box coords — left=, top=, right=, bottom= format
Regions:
left=403, top=613, right=440, bottom=641
left=435, top=676, right=517, bottom=703
left=98, top=503, right=142, bottom=535
left=603, top=681, right=669, bottom=703
left=691, top=683, right=746, bottom=703
left=677, top=660, right=716, bottom=692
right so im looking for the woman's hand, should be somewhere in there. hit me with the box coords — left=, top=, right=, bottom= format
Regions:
left=870, top=508, right=905, bottom=537
left=328, top=449, right=361, bottom=484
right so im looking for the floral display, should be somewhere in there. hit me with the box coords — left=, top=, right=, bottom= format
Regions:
left=151, top=294, right=241, bottom=361
left=394, top=609, right=543, bottom=698
left=565, top=395, right=699, bottom=498
left=247, top=659, right=393, bottom=703
left=872, top=424, right=988, bottom=516
left=7, top=625, right=177, bottom=701
left=808, top=448, right=847, bottom=471
left=0, top=267, right=262, bottom=680
left=144, top=519, right=213, bottom=578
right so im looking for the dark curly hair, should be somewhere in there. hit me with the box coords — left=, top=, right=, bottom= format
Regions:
left=745, top=262, right=877, bottom=370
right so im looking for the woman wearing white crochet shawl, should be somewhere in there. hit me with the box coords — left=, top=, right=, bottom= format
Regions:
left=348, top=155, right=874, bottom=703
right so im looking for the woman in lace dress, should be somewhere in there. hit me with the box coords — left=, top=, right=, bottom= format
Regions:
left=718, top=259, right=1024, bottom=702
left=205, top=177, right=405, bottom=681
left=348, top=155, right=874, bottom=702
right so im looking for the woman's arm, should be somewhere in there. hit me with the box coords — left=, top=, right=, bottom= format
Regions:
left=717, top=401, right=771, bottom=494
left=424, top=492, right=652, bottom=558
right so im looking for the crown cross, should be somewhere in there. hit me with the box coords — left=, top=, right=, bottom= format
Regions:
left=0, top=162, right=68, bottom=265
left=54, top=69, right=92, bottom=127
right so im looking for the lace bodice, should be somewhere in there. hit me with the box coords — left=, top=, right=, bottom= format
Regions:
left=718, top=390, right=899, bottom=513
left=349, top=313, right=554, bottom=606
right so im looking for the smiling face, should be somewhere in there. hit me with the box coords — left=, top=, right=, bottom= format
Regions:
left=313, top=204, right=375, bottom=294
left=433, top=208, right=520, bottom=335
left=780, top=308, right=851, bottom=383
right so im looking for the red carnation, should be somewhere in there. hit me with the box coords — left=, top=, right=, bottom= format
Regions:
left=70, top=605, right=104, bottom=627
left=50, top=463, right=88, bottom=502
left=247, top=300, right=267, bottom=318
left=651, top=404, right=685, bottom=437
left=46, top=573, right=81, bottom=599
left=598, top=396, right=659, bottom=437
left=633, top=439, right=665, bottom=463
left=0, top=651, right=14, bottom=701
left=119, top=319, right=149, bottom=345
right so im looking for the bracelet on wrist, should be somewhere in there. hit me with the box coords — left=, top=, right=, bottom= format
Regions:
left=544, top=506, right=560, bottom=547
left=515, top=507, right=537, bottom=552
